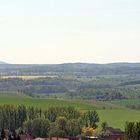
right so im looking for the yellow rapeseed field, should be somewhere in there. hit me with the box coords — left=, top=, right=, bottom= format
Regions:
left=0, top=76, right=48, bottom=79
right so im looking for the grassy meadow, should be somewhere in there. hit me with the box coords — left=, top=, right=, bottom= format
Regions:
left=0, top=96, right=97, bottom=110
left=97, top=109, right=140, bottom=130
left=110, top=99, right=140, bottom=107
left=0, top=96, right=140, bottom=130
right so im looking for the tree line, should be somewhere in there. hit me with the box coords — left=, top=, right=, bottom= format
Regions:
left=0, top=105, right=99, bottom=138
left=125, top=122, right=140, bottom=140
left=0, top=77, right=128, bottom=101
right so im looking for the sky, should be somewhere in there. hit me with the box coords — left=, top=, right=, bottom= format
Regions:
left=0, top=0, right=140, bottom=64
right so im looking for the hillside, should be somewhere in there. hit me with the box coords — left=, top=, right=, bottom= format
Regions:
left=0, top=62, right=140, bottom=130
left=1, top=62, right=140, bottom=76
left=0, top=74, right=140, bottom=100
left=0, top=96, right=139, bottom=130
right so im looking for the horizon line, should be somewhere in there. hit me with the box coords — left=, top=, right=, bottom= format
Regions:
left=1, top=61, right=140, bottom=65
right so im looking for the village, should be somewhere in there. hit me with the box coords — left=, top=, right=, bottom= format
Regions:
left=0, top=126, right=124, bottom=140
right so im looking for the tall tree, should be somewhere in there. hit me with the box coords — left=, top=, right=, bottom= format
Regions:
left=125, top=122, right=136, bottom=140
left=135, top=122, right=140, bottom=140
left=84, top=111, right=99, bottom=129
left=66, top=118, right=82, bottom=136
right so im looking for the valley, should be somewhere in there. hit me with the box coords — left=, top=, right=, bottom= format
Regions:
left=0, top=63, right=140, bottom=130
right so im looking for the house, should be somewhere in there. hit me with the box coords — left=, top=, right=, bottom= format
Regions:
left=20, top=135, right=33, bottom=140
left=103, top=127, right=124, bottom=140
left=84, top=127, right=124, bottom=140
left=46, top=137, right=81, bottom=140
left=85, top=136, right=99, bottom=140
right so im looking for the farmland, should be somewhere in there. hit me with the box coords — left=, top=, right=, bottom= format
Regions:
left=0, top=96, right=97, bottom=110
left=0, top=63, right=140, bottom=130
left=98, top=109, right=140, bottom=130
left=0, top=75, right=52, bottom=79
left=1, top=74, right=140, bottom=100
left=0, top=96, right=140, bottom=130
left=110, top=99, right=140, bottom=107
left=109, top=99, right=140, bottom=110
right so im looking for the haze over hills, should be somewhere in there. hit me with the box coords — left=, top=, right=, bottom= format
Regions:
left=0, top=61, right=140, bottom=102
left=0, top=61, right=140, bottom=76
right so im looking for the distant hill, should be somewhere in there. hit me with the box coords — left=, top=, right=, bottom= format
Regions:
left=1, top=62, right=140, bottom=101
left=0, top=62, right=140, bottom=76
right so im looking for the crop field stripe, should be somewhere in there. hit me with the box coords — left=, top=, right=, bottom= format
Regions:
left=0, top=96, right=140, bottom=130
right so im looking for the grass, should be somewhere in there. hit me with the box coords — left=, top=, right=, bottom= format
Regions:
left=97, top=109, right=140, bottom=130
left=109, top=99, right=140, bottom=107
left=0, top=96, right=140, bottom=130
left=0, top=96, right=97, bottom=110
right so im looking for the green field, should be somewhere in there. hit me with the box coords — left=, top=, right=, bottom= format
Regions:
left=97, top=109, right=140, bottom=130
left=110, top=99, right=140, bottom=107
left=0, top=96, right=140, bottom=130
left=0, top=96, right=97, bottom=110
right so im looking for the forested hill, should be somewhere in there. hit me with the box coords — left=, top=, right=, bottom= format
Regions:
left=1, top=62, right=140, bottom=76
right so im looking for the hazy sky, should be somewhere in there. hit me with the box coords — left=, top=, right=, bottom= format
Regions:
left=0, top=0, right=140, bottom=64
